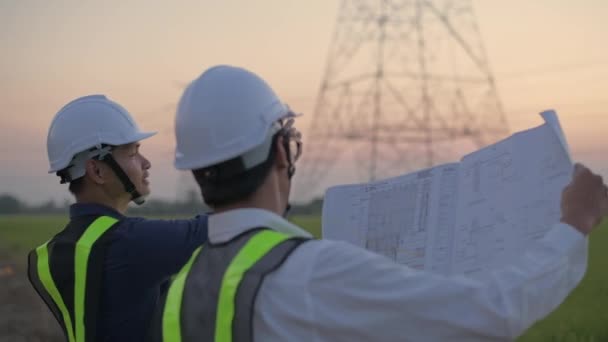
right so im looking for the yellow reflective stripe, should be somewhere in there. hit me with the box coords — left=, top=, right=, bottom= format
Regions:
left=215, top=231, right=290, bottom=342
left=74, top=216, right=118, bottom=342
left=163, top=246, right=203, bottom=342
left=36, top=242, right=76, bottom=342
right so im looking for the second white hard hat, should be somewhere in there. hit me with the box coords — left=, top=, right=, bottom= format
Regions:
left=174, top=65, right=298, bottom=171
left=47, top=94, right=156, bottom=179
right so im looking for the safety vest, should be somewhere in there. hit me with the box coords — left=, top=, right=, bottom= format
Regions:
left=27, top=215, right=120, bottom=342
left=151, top=228, right=309, bottom=342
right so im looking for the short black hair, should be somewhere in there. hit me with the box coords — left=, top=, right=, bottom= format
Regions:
left=68, top=177, right=85, bottom=195
left=192, top=134, right=280, bottom=208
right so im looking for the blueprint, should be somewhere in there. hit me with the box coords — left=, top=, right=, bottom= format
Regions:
left=322, top=110, right=573, bottom=277
left=323, top=164, right=459, bottom=272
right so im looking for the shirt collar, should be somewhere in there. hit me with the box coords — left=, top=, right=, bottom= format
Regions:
left=208, top=208, right=312, bottom=244
left=69, top=202, right=125, bottom=220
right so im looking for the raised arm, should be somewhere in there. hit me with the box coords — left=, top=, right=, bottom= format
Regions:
left=123, top=215, right=208, bottom=284
left=308, top=164, right=606, bottom=341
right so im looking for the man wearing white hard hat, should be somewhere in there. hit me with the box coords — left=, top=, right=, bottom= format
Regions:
left=27, top=95, right=209, bottom=342
left=153, top=66, right=608, bottom=341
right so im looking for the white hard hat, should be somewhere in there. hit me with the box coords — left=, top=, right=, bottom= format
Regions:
left=47, top=95, right=156, bottom=179
left=174, top=65, right=298, bottom=171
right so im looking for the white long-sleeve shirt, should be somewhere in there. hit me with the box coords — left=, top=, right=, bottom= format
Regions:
left=208, top=208, right=588, bottom=341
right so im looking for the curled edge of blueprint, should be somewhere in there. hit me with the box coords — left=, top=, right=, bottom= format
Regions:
left=540, top=109, right=572, bottom=163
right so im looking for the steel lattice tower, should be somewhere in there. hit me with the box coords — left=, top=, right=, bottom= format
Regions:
left=294, top=0, right=509, bottom=201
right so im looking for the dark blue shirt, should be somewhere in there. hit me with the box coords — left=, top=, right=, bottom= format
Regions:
left=68, top=203, right=208, bottom=342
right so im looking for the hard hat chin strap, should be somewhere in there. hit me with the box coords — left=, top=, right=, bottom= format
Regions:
left=96, top=153, right=146, bottom=205
left=280, top=125, right=297, bottom=217
left=283, top=161, right=295, bottom=217
left=283, top=203, right=292, bottom=217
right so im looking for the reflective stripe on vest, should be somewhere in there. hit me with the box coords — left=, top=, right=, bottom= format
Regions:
left=163, top=246, right=203, bottom=342
left=36, top=240, right=76, bottom=342
left=33, top=215, right=118, bottom=342
left=160, top=229, right=308, bottom=342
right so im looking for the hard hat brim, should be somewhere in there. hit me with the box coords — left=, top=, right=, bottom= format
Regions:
left=132, top=131, right=158, bottom=143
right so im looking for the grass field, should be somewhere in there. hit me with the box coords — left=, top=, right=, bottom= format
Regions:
left=1, top=215, right=607, bottom=341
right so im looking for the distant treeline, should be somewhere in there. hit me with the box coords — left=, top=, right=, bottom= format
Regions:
left=0, top=192, right=323, bottom=217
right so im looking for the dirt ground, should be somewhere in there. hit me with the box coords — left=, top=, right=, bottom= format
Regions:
left=0, top=252, right=62, bottom=342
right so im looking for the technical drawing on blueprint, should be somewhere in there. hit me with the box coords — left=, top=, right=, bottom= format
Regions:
left=323, top=111, right=573, bottom=277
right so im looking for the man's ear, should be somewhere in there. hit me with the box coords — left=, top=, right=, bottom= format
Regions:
left=85, top=159, right=105, bottom=185
left=275, top=136, right=290, bottom=170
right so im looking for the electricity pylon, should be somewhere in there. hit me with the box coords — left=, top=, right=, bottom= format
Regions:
left=294, top=0, right=509, bottom=201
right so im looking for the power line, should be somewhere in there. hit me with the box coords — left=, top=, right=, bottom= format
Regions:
left=506, top=104, right=608, bottom=117
left=496, top=60, right=608, bottom=79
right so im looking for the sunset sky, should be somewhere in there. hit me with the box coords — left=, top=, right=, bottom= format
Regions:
left=1, top=0, right=607, bottom=205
